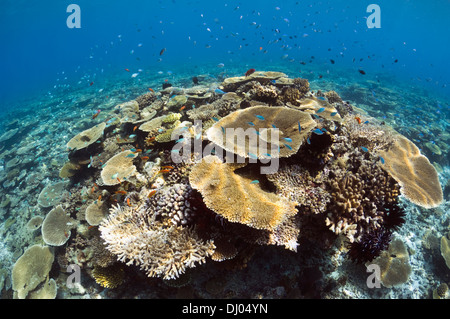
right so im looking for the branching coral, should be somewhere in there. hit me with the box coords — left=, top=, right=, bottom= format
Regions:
left=99, top=204, right=215, bottom=280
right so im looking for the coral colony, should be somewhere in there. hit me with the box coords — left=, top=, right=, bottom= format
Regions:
left=8, top=71, right=445, bottom=298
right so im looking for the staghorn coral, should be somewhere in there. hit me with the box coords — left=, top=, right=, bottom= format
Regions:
left=206, top=105, right=316, bottom=160
left=100, top=150, right=137, bottom=186
left=378, top=134, right=443, bottom=208
left=99, top=204, right=215, bottom=280
left=189, top=155, right=298, bottom=231
left=12, top=245, right=54, bottom=299
left=66, top=122, right=106, bottom=151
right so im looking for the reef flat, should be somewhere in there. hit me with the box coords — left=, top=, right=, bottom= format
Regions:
left=0, top=69, right=449, bottom=299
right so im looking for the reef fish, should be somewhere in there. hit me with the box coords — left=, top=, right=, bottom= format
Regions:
left=361, top=146, right=369, bottom=152
left=215, top=88, right=226, bottom=94
left=298, top=122, right=301, bottom=132
left=92, top=109, right=101, bottom=119
left=283, top=137, right=292, bottom=143
left=245, top=68, right=256, bottom=77
left=330, top=112, right=338, bottom=117
left=159, top=48, right=166, bottom=56
left=250, top=180, right=259, bottom=184
left=316, top=107, right=325, bottom=113
left=379, top=156, right=385, bottom=164
left=255, top=115, right=265, bottom=120
left=313, top=128, right=324, bottom=135
left=284, top=143, right=293, bottom=150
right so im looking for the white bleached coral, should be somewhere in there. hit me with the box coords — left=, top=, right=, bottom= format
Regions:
left=99, top=204, right=215, bottom=280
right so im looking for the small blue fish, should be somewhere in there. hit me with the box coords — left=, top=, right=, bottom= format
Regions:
left=270, top=80, right=276, bottom=84
left=321, top=128, right=328, bottom=133
left=130, top=148, right=137, bottom=152
left=128, top=134, right=137, bottom=138
left=313, top=128, right=323, bottom=135
left=330, top=112, right=338, bottom=117
left=361, top=146, right=369, bottom=152
left=318, top=96, right=326, bottom=101
left=379, top=156, right=385, bottom=164
left=312, top=114, right=321, bottom=120
left=192, top=104, right=196, bottom=109
left=264, top=153, right=271, bottom=157
left=126, top=154, right=136, bottom=158
left=363, top=120, right=369, bottom=124
left=316, top=107, right=325, bottom=113
left=248, top=121, right=255, bottom=126
left=111, top=173, right=119, bottom=179
left=248, top=152, right=258, bottom=159
left=145, top=149, right=152, bottom=154
left=255, top=115, right=265, bottom=120
left=250, top=180, right=259, bottom=184
left=212, top=117, right=219, bottom=122
left=307, top=137, right=311, bottom=144
left=283, top=137, right=292, bottom=143
left=215, top=88, right=226, bottom=94
left=298, top=122, right=301, bottom=132
left=221, top=126, right=225, bottom=134
left=284, top=143, right=293, bottom=150
left=271, top=124, right=277, bottom=129
left=176, top=138, right=185, bottom=143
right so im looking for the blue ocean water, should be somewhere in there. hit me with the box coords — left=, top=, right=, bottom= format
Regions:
left=1, top=0, right=449, bottom=106
left=0, top=0, right=449, bottom=300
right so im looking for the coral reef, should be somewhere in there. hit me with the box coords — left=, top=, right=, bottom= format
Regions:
left=4, top=69, right=444, bottom=299
left=12, top=245, right=54, bottom=299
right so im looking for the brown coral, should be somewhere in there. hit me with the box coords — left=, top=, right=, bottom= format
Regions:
left=66, top=122, right=106, bottom=151
left=41, top=205, right=74, bottom=246
left=378, top=134, right=443, bottom=208
left=189, top=155, right=298, bottom=231
left=206, top=106, right=316, bottom=160
left=100, top=150, right=137, bottom=186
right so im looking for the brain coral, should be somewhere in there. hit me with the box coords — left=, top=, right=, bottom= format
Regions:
left=206, top=106, right=316, bottom=159
left=41, top=205, right=74, bottom=246
left=378, top=134, right=443, bottom=208
left=66, top=122, right=106, bottom=151
left=189, top=155, right=298, bottom=231
left=12, top=245, right=54, bottom=299
left=99, top=204, right=215, bottom=280
left=100, top=150, right=137, bottom=186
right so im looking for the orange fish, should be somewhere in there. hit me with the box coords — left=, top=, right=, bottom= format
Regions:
left=88, top=225, right=96, bottom=230
left=127, top=198, right=131, bottom=206
left=355, top=116, right=362, bottom=124
left=161, top=166, right=174, bottom=170
left=92, top=109, right=101, bottom=119
left=115, top=190, right=127, bottom=195
left=259, top=47, right=263, bottom=51
left=133, top=125, right=138, bottom=132
left=98, top=195, right=102, bottom=202
left=148, top=88, right=154, bottom=92
left=141, top=156, right=149, bottom=161
left=148, top=190, right=157, bottom=198
left=125, top=68, right=130, bottom=72
left=180, top=105, right=186, bottom=111
left=157, top=169, right=171, bottom=174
